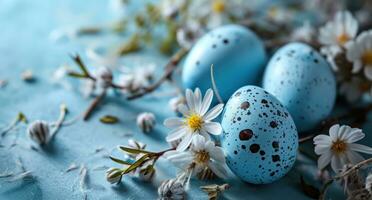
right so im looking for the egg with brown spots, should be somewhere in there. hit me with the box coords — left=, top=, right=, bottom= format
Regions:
left=221, top=86, right=298, bottom=184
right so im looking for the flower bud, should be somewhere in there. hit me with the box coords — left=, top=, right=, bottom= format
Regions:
left=106, top=168, right=122, bottom=184
left=138, top=166, right=155, bottom=182
left=96, top=67, right=113, bottom=89
left=27, top=120, right=50, bottom=145
left=136, top=112, right=156, bottom=133
left=168, top=96, right=186, bottom=113
left=158, top=179, right=185, bottom=200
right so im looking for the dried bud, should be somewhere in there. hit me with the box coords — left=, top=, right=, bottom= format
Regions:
left=95, top=67, right=113, bottom=88
left=27, top=120, right=50, bottom=145
left=106, top=168, right=122, bottom=184
left=138, top=165, right=156, bottom=182
left=136, top=112, right=156, bottom=133
left=158, top=179, right=185, bottom=200
left=341, top=164, right=364, bottom=195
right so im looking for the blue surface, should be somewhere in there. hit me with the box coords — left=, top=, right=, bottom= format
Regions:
left=0, top=1, right=367, bottom=199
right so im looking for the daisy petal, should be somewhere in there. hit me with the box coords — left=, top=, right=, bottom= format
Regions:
left=329, top=124, right=340, bottom=141
left=176, top=133, right=193, bottom=152
left=191, top=134, right=205, bottom=152
left=331, top=154, right=346, bottom=173
left=317, top=150, right=332, bottom=170
left=208, top=161, right=228, bottom=179
left=178, top=104, right=190, bottom=116
left=164, top=117, right=185, bottom=128
left=203, top=122, right=222, bottom=135
left=208, top=145, right=225, bottom=163
left=315, top=144, right=330, bottom=155
left=346, top=150, right=364, bottom=165
left=194, top=88, right=202, bottom=113
left=348, top=143, right=372, bottom=154
left=166, top=127, right=187, bottom=142
left=200, top=89, right=213, bottom=115
left=313, top=135, right=332, bottom=145
left=203, top=103, right=224, bottom=121
left=344, top=128, right=364, bottom=143
left=364, top=65, right=372, bottom=81
left=186, top=89, right=196, bottom=112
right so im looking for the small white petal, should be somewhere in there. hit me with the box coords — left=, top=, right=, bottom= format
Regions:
left=208, top=161, right=228, bottom=179
left=185, top=89, right=196, bottom=112
left=191, top=134, right=206, bottom=152
left=331, top=154, right=346, bottom=173
left=200, top=89, right=213, bottom=115
left=346, top=150, right=364, bottom=164
left=209, top=146, right=225, bottom=164
left=203, top=122, right=222, bottom=135
left=166, top=127, right=188, bottom=142
left=203, top=104, right=224, bottom=121
left=329, top=124, right=340, bottom=141
left=313, top=135, right=332, bottom=145
left=344, top=128, right=365, bottom=143
left=176, top=133, right=193, bottom=152
left=348, top=143, right=372, bottom=154
left=164, top=117, right=185, bottom=128
left=317, top=150, right=332, bottom=170
left=194, top=88, right=202, bottom=113
left=315, top=144, right=331, bottom=155
left=178, top=104, right=190, bottom=116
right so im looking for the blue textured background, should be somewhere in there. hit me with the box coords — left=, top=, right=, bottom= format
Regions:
left=0, top=0, right=369, bottom=199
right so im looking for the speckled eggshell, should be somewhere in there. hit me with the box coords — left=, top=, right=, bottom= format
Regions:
left=182, top=24, right=267, bottom=102
left=221, top=86, right=298, bottom=184
left=262, top=42, right=336, bottom=133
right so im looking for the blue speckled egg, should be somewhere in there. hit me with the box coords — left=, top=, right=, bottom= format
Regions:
left=221, top=86, right=298, bottom=184
left=262, top=42, right=336, bottom=133
left=182, top=24, right=267, bottom=102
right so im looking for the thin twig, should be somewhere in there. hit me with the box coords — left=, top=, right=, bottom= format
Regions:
left=83, top=89, right=107, bottom=121
left=127, top=48, right=189, bottom=100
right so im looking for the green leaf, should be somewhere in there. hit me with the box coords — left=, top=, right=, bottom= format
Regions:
left=300, top=176, right=321, bottom=199
left=119, top=146, right=152, bottom=155
left=117, top=35, right=141, bottom=56
left=124, top=154, right=150, bottom=174
left=100, top=115, right=119, bottom=124
left=70, top=54, right=89, bottom=76
left=109, top=156, right=132, bottom=165
left=67, top=71, right=87, bottom=78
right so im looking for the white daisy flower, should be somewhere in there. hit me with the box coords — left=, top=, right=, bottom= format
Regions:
left=291, top=21, right=315, bottom=42
left=164, top=134, right=228, bottom=178
left=164, top=88, right=224, bottom=151
left=313, top=124, right=372, bottom=173
left=345, top=30, right=372, bottom=80
left=318, top=11, right=358, bottom=47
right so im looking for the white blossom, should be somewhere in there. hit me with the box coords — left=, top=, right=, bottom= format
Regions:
left=345, top=30, right=372, bottom=80
left=313, top=124, right=372, bottom=172
left=291, top=21, right=315, bottom=42
left=164, top=134, right=228, bottom=179
left=164, top=88, right=223, bottom=151
left=168, top=95, right=186, bottom=113
left=319, top=11, right=358, bottom=47
left=158, top=178, right=185, bottom=200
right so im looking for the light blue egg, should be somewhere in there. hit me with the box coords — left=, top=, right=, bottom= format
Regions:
left=262, top=42, right=336, bottom=133
left=182, top=24, right=267, bottom=102
left=221, top=86, right=298, bottom=184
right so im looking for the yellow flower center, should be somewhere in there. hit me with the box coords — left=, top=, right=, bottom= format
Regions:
left=361, top=51, right=372, bottom=65
left=336, top=33, right=350, bottom=45
left=194, top=150, right=210, bottom=165
left=212, top=0, right=225, bottom=13
left=331, top=140, right=347, bottom=154
left=186, top=114, right=203, bottom=132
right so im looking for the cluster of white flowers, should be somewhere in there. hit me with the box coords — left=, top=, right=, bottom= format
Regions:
left=318, top=11, right=372, bottom=102
left=163, top=88, right=228, bottom=181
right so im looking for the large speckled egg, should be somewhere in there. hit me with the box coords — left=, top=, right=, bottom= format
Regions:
left=182, top=24, right=267, bottom=102
left=221, top=86, right=298, bottom=184
left=262, top=42, right=336, bottom=133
